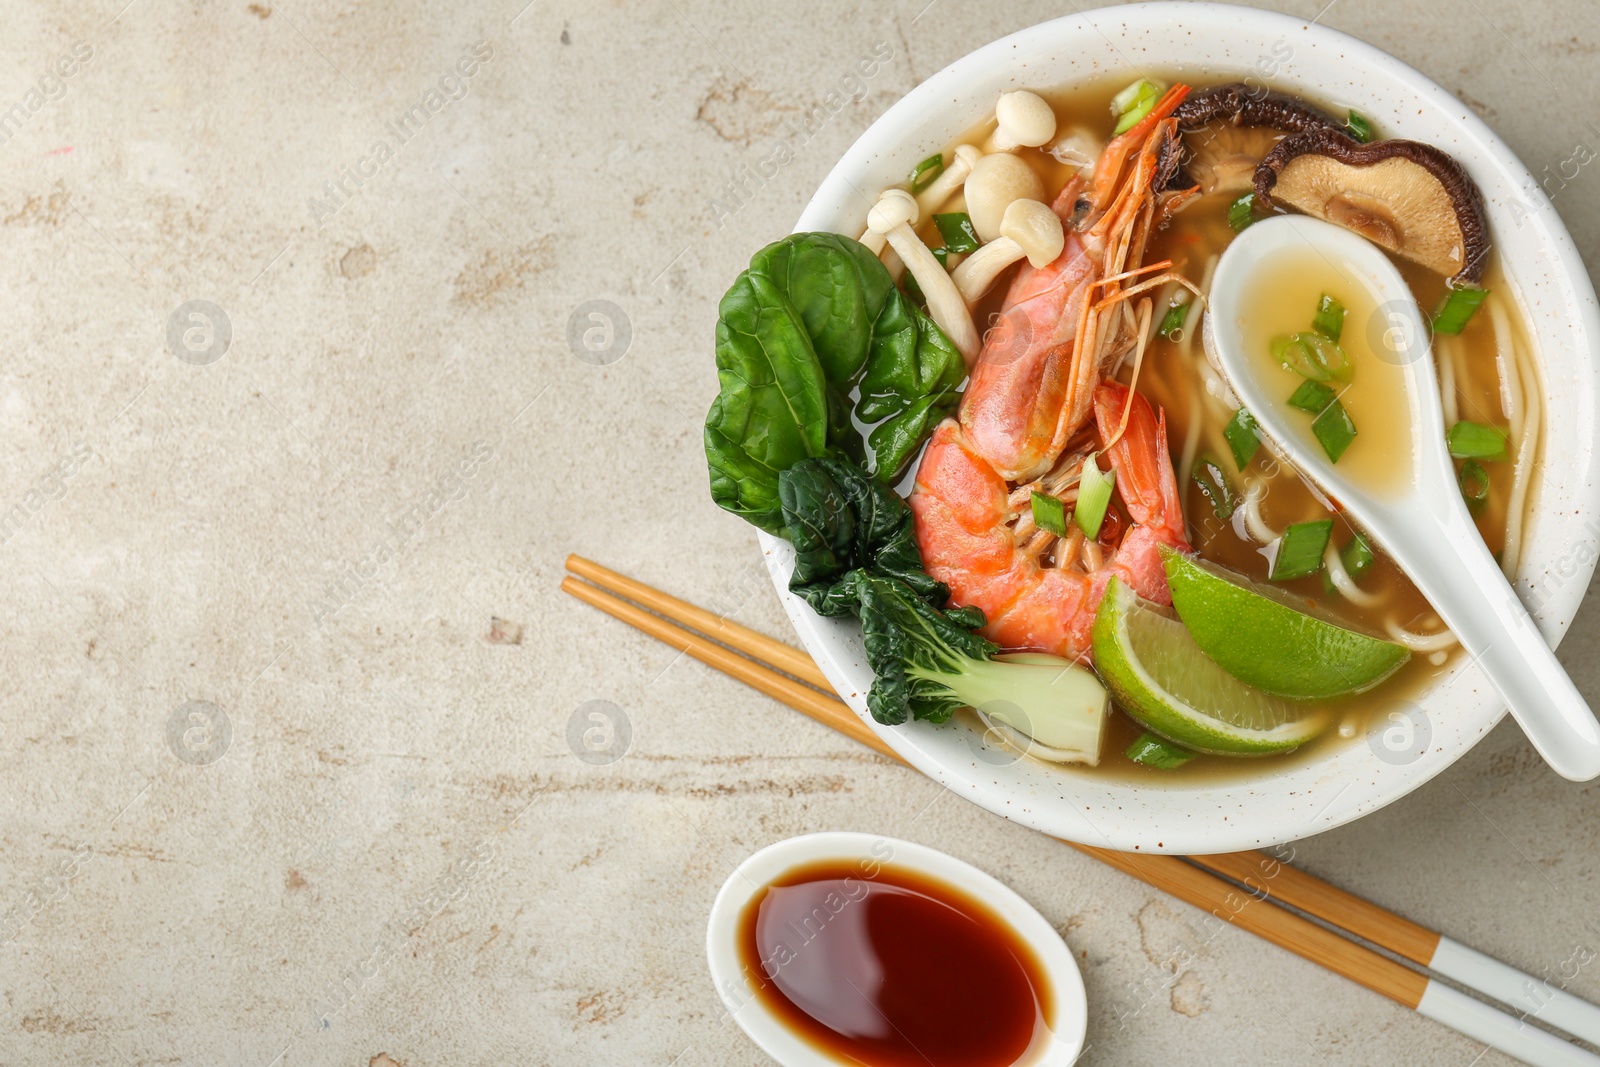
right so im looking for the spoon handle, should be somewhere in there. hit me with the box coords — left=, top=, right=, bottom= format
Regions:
left=1398, top=504, right=1600, bottom=782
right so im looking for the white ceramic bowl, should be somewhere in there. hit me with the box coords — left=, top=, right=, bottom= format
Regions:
left=759, top=3, right=1600, bottom=852
left=706, top=832, right=1088, bottom=1066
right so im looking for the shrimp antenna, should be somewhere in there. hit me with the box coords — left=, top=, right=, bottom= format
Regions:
left=1102, top=299, right=1154, bottom=453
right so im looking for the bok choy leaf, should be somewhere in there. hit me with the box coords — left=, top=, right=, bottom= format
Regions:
left=780, top=457, right=946, bottom=615
left=778, top=457, right=1107, bottom=755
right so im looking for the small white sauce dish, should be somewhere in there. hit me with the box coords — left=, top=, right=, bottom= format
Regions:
left=706, top=831, right=1088, bottom=1066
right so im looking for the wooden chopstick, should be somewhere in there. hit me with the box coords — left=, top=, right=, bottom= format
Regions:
left=560, top=574, right=898, bottom=760
left=1189, top=850, right=1439, bottom=964
left=1187, top=851, right=1600, bottom=1049
left=566, top=555, right=832, bottom=690
left=563, top=562, right=1600, bottom=1065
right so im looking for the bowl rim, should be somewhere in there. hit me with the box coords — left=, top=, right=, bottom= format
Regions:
left=758, top=2, right=1600, bottom=852
left=704, top=831, right=1088, bottom=1066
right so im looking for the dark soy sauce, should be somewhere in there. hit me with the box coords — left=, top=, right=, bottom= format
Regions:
left=737, top=859, right=1054, bottom=1066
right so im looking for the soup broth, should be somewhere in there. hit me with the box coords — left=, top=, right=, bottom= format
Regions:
left=918, top=76, right=1542, bottom=778
left=1236, top=244, right=1417, bottom=497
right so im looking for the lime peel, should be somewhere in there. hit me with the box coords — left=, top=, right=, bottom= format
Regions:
left=1161, top=546, right=1409, bottom=698
left=1091, top=577, right=1329, bottom=756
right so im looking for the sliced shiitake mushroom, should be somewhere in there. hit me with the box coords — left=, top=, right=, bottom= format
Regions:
left=1178, top=125, right=1282, bottom=195
left=1173, top=83, right=1344, bottom=134
left=1171, top=84, right=1346, bottom=196
left=1254, top=129, right=1489, bottom=285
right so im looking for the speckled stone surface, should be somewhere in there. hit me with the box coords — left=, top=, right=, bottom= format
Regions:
left=1, top=1, right=1597, bottom=1064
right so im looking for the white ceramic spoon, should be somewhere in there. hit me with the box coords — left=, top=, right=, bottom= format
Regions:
left=1203, top=215, right=1600, bottom=782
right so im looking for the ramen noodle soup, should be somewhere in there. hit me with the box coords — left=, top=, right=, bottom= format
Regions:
left=702, top=74, right=1536, bottom=777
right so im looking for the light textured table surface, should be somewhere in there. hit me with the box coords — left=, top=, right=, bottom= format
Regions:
left=3, top=1, right=1598, bottom=1064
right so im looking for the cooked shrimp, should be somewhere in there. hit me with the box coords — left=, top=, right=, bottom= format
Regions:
left=909, top=382, right=1189, bottom=661
left=908, top=85, right=1198, bottom=660
left=959, top=83, right=1199, bottom=483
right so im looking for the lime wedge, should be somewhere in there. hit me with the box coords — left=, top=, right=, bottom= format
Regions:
left=1091, top=577, right=1330, bottom=756
left=1161, top=547, right=1409, bottom=698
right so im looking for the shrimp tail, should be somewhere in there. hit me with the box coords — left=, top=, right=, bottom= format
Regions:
left=1091, top=381, right=1190, bottom=605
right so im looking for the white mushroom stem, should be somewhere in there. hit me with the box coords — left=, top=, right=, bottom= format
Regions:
left=953, top=241, right=1023, bottom=303
left=881, top=243, right=905, bottom=283
left=915, top=144, right=982, bottom=216
left=867, top=189, right=981, bottom=365
left=988, top=90, right=1057, bottom=152
left=951, top=199, right=1065, bottom=304
left=855, top=221, right=901, bottom=282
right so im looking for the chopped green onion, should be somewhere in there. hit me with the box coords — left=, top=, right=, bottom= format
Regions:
left=934, top=212, right=980, bottom=254
left=1273, top=334, right=1325, bottom=381
left=1312, top=294, right=1346, bottom=342
left=1271, top=519, right=1334, bottom=581
left=1432, top=286, right=1489, bottom=335
left=1446, top=420, right=1508, bottom=461
left=1076, top=453, right=1115, bottom=539
left=910, top=153, right=945, bottom=193
left=1288, top=379, right=1336, bottom=413
left=1346, top=109, right=1374, bottom=143
left=1031, top=490, right=1068, bottom=537
left=1190, top=454, right=1237, bottom=520
left=1158, top=301, right=1190, bottom=340
left=1303, top=332, right=1352, bottom=381
left=1110, top=78, right=1155, bottom=114
left=1126, top=732, right=1196, bottom=770
left=1227, top=192, right=1257, bottom=231
left=1459, top=459, right=1490, bottom=515
left=1273, top=331, right=1351, bottom=382
left=1341, top=531, right=1375, bottom=581
left=1111, top=79, right=1162, bottom=135
left=1224, top=408, right=1261, bottom=470
left=929, top=246, right=949, bottom=268
left=1312, top=400, right=1358, bottom=463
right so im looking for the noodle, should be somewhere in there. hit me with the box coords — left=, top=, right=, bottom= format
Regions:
left=1384, top=619, right=1459, bottom=652
left=1323, top=541, right=1383, bottom=607
left=1437, top=335, right=1459, bottom=426
left=1240, top=481, right=1279, bottom=543
left=1175, top=254, right=1222, bottom=492
left=1198, top=360, right=1233, bottom=415
left=1177, top=254, right=1218, bottom=361
left=1177, top=388, right=1203, bottom=497
left=1491, top=298, right=1539, bottom=579
left=1491, top=299, right=1523, bottom=439
left=1503, top=336, right=1541, bottom=580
